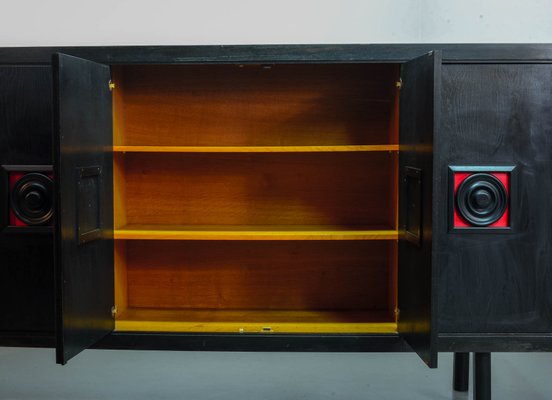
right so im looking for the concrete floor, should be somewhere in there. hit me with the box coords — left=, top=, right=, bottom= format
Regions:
left=0, top=348, right=550, bottom=399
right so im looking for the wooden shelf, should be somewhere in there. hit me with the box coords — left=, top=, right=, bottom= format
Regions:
left=114, top=224, right=399, bottom=241
left=113, top=145, right=399, bottom=153
left=115, top=308, right=397, bottom=333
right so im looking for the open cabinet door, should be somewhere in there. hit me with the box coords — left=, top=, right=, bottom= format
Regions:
left=53, top=54, right=114, bottom=364
left=398, top=51, right=441, bottom=368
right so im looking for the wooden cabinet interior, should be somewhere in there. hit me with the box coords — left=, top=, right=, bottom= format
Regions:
left=112, top=63, right=400, bottom=333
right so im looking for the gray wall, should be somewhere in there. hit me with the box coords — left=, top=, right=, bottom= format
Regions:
left=0, top=0, right=551, bottom=45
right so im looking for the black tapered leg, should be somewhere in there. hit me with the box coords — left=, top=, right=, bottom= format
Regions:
left=453, top=352, right=470, bottom=392
left=474, top=352, right=491, bottom=400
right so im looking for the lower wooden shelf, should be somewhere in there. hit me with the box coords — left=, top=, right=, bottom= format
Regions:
left=114, top=224, right=398, bottom=241
left=115, top=308, right=397, bottom=334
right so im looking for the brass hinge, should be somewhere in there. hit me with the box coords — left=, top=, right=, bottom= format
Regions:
left=396, top=79, right=402, bottom=89
left=108, top=80, right=115, bottom=91
left=111, top=305, right=118, bottom=318
left=394, top=307, right=400, bottom=320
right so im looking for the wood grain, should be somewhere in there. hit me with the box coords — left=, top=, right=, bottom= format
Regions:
left=388, top=240, right=398, bottom=321
left=115, top=308, right=397, bottom=333
left=122, top=152, right=396, bottom=227
left=114, top=241, right=128, bottom=315
left=114, top=225, right=398, bottom=241
left=112, top=64, right=399, bottom=146
left=124, top=240, right=392, bottom=310
left=53, top=54, right=114, bottom=364
left=113, top=145, right=399, bottom=153
left=0, top=66, right=55, bottom=333
left=109, top=63, right=401, bottom=336
left=397, top=52, right=440, bottom=367
left=388, top=74, right=400, bottom=145
left=113, top=153, right=127, bottom=229
left=438, top=64, right=552, bottom=334
left=6, top=44, right=552, bottom=65
left=112, top=67, right=126, bottom=148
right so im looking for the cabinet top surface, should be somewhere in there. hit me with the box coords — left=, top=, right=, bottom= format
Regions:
left=1, top=44, right=552, bottom=64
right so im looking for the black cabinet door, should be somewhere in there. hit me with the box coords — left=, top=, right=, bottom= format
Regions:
left=53, top=54, right=114, bottom=364
left=398, top=51, right=441, bottom=368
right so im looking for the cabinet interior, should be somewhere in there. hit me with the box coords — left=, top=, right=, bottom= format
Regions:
left=112, top=63, right=400, bottom=333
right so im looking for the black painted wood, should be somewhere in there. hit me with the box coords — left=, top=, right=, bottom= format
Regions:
left=0, top=66, right=54, bottom=336
left=474, top=353, right=492, bottom=400
left=453, top=352, right=470, bottom=391
left=2, top=44, right=552, bottom=65
left=439, top=333, right=552, bottom=352
left=398, top=51, right=441, bottom=368
left=53, top=54, right=114, bottom=364
left=93, top=333, right=412, bottom=352
left=0, top=67, right=52, bottom=165
left=0, top=235, right=54, bottom=333
left=437, top=64, right=552, bottom=335
left=0, top=331, right=55, bottom=348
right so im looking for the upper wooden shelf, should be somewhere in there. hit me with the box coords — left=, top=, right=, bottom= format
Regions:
left=114, top=224, right=398, bottom=241
left=113, top=145, right=399, bottom=153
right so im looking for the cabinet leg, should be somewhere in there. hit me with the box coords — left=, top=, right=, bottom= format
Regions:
left=474, top=352, right=491, bottom=400
left=453, top=352, right=470, bottom=392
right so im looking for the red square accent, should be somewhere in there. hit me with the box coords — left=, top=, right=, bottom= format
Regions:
left=453, top=171, right=510, bottom=228
left=8, top=171, right=54, bottom=227
left=9, top=172, right=27, bottom=226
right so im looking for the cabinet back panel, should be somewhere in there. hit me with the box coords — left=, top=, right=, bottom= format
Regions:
left=125, top=240, right=392, bottom=311
left=121, top=152, right=396, bottom=227
left=113, top=64, right=399, bottom=146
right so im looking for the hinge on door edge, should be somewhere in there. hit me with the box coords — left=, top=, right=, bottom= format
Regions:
left=396, top=79, right=402, bottom=89
left=108, top=80, right=115, bottom=91
left=394, top=308, right=400, bottom=320
left=111, top=305, right=118, bottom=318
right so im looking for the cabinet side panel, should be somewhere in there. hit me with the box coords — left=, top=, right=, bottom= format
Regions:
left=437, top=64, right=552, bottom=334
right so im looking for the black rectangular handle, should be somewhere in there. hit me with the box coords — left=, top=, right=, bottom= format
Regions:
left=76, top=166, right=102, bottom=245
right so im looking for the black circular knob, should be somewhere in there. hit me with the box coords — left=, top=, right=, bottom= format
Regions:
left=11, top=173, right=54, bottom=226
left=471, top=189, right=492, bottom=209
left=25, top=190, right=44, bottom=210
left=456, top=173, right=507, bottom=227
